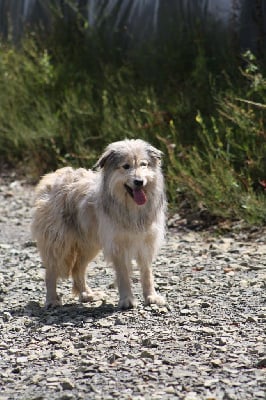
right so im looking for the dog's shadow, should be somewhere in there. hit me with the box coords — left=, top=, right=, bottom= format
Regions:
left=8, top=300, right=119, bottom=326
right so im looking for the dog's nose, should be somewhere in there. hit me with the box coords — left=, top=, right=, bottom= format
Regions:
left=134, top=178, right=144, bottom=187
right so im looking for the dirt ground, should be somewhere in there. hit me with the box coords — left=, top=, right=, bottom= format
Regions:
left=0, top=175, right=265, bottom=400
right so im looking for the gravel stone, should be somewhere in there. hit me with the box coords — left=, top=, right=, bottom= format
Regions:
left=0, top=174, right=265, bottom=400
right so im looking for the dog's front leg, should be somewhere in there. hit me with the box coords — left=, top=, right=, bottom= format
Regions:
left=138, top=259, right=165, bottom=306
left=111, top=255, right=135, bottom=309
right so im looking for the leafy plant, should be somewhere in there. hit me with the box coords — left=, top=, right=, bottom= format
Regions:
left=162, top=54, right=266, bottom=225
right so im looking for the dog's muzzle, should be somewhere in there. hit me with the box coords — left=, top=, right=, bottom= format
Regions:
left=124, top=182, right=147, bottom=205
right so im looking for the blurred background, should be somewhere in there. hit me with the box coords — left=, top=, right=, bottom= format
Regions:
left=0, top=0, right=265, bottom=225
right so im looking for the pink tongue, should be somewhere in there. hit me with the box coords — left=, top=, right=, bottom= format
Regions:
left=133, top=188, right=147, bottom=205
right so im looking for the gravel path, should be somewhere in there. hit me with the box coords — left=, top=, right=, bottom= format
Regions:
left=0, top=174, right=265, bottom=400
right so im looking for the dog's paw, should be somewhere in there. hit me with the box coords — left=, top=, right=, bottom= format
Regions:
left=45, top=296, right=62, bottom=309
left=118, top=296, right=136, bottom=310
left=144, top=293, right=166, bottom=306
left=79, top=290, right=106, bottom=303
left=79, top=291, right=95, bottom=303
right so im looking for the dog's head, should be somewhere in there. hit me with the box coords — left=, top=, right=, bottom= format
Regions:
left=94, top=139, right=163, bottom=206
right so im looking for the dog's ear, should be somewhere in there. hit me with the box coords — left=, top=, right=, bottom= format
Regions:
left=93, top=149, right=115, bottom=170
left=147, top=145, right=163, bottom=164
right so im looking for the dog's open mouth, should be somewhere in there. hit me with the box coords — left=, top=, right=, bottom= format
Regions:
left=124, top=184, right=147, bottom=206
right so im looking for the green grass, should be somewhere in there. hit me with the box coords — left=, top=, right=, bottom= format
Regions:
left=0, top=23, right=265, bottom=225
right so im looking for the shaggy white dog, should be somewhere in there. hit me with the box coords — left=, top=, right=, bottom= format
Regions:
left=31, top=139, right=166, bottom=309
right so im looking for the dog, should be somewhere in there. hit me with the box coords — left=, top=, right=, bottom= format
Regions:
left=31, top=139, right=166, bottom=309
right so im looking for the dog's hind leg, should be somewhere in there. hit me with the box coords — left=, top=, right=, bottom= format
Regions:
left=72, top=249, right=103, bottom=303
left=45, top=266, right=62, bottom=308
left=72, top=255, right=94, bottom=302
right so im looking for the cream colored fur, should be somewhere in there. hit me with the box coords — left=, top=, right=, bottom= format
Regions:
left=31, top=139, right=166, bottom=309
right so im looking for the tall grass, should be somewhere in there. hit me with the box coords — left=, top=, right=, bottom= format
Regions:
left=0, top=13, right=265, bottom=225
left=161, top=51, right=266, bottom=224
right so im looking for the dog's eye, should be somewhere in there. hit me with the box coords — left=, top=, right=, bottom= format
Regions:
left=140, top=161, right=148, bottom=167
left=122, top=164, right=130, bottom=170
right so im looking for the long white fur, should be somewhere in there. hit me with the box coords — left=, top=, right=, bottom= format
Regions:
left=31, top=139, right=166, bottom=309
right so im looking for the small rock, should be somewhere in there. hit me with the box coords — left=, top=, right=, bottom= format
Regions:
left=193, top=265, right=205, bottom=271
left=23, top=240, right=37, bottom=248
left=114, top=317, right=126, bottom=325
left=140, top=350, right=155, bottom=360
left=0, top=243, right=11, bottom=249
left=165, top=386, right=175, bottom=394
left=48, top=336, right=63, bottom=344
left=80, top=333, right=93, bottom=341
left=31, top=374, right=44, bottom=384
left=256, top=358, right=266, bottom=368
left=141, top=338, right=155, bottom=348
left=184, top=391, right=200, bottom=400
left=216, top=337, right=227, bottom=346
left=51, top=350, right=64, bottom=359
left=58, top=394, right=75, bottom=400
left=204, top=378, right=219, bottom=387
left=200, top=302, right=211, bottom=308
left=60, top=379, right=75, bottom=391
left=47, top=376, right=59, bottom=383
left=2, top=312, right=12, bottom=322
left=108, top=352, right=122, bottom=364
left=16, top=357, right=28, bottom=364
left=180, top=308, right=190, bottom=315
left=246, top=315, right=258, bottom=323
left=98, top=319, right=113, bottom=327
left=199, top=327, right=216, bottom=335
left=211, top=358, right=222, bottom=367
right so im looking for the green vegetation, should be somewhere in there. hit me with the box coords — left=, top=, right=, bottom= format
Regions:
left=0, top=12, right=265, bottom=225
